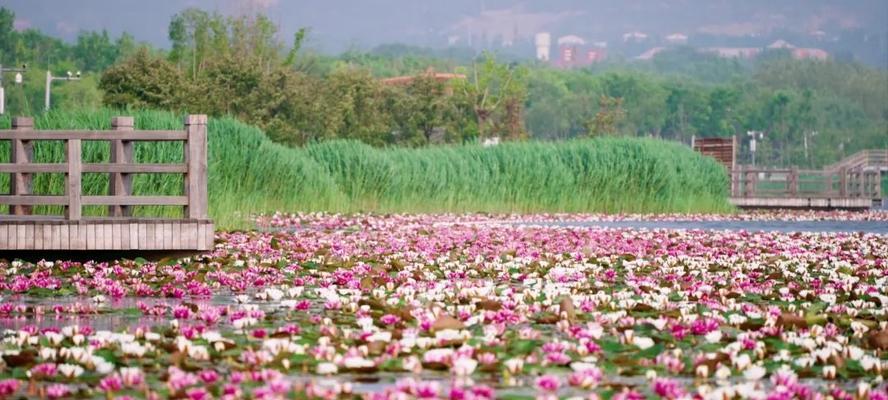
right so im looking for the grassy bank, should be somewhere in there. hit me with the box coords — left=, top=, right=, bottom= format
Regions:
left=0, top=110, right=730, bottom=228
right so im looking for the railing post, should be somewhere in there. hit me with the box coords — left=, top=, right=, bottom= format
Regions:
left=839, top=167, right=847, bottom=197
left=109, top=116, right=134, bottom=217
left=788, top=167, right=798, bottom=197
left=66, top=139, right=82, bottom=220
left=184, top=115, right=208, bottom=219
left=10, top=117, right=34, bottom=215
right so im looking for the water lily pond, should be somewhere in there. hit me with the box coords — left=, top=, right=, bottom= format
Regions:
left=0, top=212, right=886, bottom=399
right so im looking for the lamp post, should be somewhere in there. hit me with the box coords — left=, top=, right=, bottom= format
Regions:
left=45, top=70, right=81, bottom=111
left=746, top=130, right=764, bottom=167
left=0, top=64, right=27, bottom=115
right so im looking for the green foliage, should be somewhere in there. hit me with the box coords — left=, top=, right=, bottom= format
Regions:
left=0, top=110, right=729, bottom=228
left=99, top=49, right=187, bottom=110
left=453, top=54, right=529, bottom=139
left=585, top=95, right=626, bottom=137
left=3, top=5, right=884, bottom=171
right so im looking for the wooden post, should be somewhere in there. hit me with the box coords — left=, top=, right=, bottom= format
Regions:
left=10, top=117, right=34, bottom=215
left=749, top=169, right=757, bottom=197
left=875, top=171, right=882, bottom=200
left=66, top=139, right=82, bottom=220
left=788, top=167, right=798, bottom=197
left=184, top=115, right=208, bottom=219
left=839, top=167, right=847, bottom=197
left=109, top=117, right=134, bottom=217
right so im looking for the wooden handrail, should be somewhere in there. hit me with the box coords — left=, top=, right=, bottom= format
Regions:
left=731, top=163, right=882, bottom=200
left=0, top=115, right=208, bottom=221
left=0, top=130, right=188, bottom=141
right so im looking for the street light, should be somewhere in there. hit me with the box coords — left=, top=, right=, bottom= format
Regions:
left=0, top=63, right=28, bottom=115
left=747, top=130, right=764, bottom=166
left=45, top=70, right=81, bottom=111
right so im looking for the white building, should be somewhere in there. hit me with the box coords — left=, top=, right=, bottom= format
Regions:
left=535, top=32, right=551, bottom=61
left=557, top=35, right=586, bottom=46
left=665, top=33, right=688, bottom=45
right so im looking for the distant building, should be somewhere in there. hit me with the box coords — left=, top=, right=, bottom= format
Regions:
left=703, top=47, right=761, bottom=59
left=665, top=33, right=688, bottom=45
left=767, top=39, right=794, bottom=49
left=557, top=35, right=586, bottom=46
left=622, top=31, right=648, bottom=42
left=552, top=35, right=606, bottom=68
left=380, top=68, right=467, bottom=95
left=535, top=32, right=551, bottom=61
left=792, top=48, right=829, bottom=60
left=636, top=47, right=666, bottom=60
left=766, top=40, right=829, bottom=60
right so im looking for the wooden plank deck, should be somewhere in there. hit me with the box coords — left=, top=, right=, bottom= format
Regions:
left=729, top=197, right=874, bottom=209
left=0, top=218, right=215, bottom=251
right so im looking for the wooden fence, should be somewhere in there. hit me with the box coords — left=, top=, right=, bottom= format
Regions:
left=0, top=115, right=212, bottom=251
left=731, top=166, right=882, bottom=199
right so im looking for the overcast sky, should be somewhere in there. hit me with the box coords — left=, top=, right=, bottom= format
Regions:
left=4, top=0, right=886, bottom=52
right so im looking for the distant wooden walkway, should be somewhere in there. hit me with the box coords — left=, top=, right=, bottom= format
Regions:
left=729, top=150, right=886, bottom=209
left=692, top=138, right=885, bottom=209
left=0, top=115, right=213, bottom=251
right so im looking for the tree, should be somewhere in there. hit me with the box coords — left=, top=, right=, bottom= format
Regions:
left=585, top=95, right=626, bottom=137
left=73, top=30, right=118, bottom=72
left=99, top=49, right=188, bottom=110
left=0, top=7, right=15, bottom=59
left=389, top=74, right=460, bottom=145
left=454, top=54, right=528, bottom=140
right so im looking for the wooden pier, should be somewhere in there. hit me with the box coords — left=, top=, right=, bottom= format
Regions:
left=692, top=138, right=885, bottom=210
left=728, top=150, right=886, bottom=210
left=0, top=115, right=213, bottom=251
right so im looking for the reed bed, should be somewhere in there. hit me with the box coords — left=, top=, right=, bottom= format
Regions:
left=0, top=110, right=730, bottom=228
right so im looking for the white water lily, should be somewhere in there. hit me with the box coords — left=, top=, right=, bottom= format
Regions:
left=39, top=347, right=57, bottom=361
left=715, top=366, right=731, bottom=381
left=434, top=329, right=463, bottom=342
left=366, top=331, right=392, bottom=343
left=505, top=358, right=524, bottom=374
left=733, top=353, right=751, bottom=370
left=58, top=364, right=84, bottom=378
left=633, top=336, right=655, bottom=350
left=860, top=356, right=882, bottom=372
left=92, top=356, right=115, bottom=374
left=704, top=330, right=723, bottom=343
left=343, top=356, right=375, bottom=369
left=316, top=362, right=338, bottom=375
left=743, top=365, right=766, bottom=381
left=452, top=357, right=477, bottom=376
left=45, top=332, right=64, bottom=346
left=121, top=342, right=148, bottom=357
left=187, top=345, right=209, bottom=361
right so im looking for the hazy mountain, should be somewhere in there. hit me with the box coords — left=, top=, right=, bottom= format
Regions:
left=4, top=0, right=886, bottom=66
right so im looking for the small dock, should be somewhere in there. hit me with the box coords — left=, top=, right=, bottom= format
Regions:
left=692, top=138, right=885, bottom=210
left=0, top=115, right=213, bottom=251
left=729, top=150, right=886, bottom=210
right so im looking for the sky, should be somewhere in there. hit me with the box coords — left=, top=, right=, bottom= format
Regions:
left=4, top=0, right=887, bottom=53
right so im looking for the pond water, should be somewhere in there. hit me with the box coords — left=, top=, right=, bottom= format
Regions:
left=2, top=216, right=884, bottom=397
left=515, top=220, right=888, bottom=234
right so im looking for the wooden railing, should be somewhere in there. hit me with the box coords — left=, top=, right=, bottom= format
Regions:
left=824, top=149, right=888, bottom=173
left=0, top=115, right=208, bottom=221
left=731, top=165, right=882, bottom=199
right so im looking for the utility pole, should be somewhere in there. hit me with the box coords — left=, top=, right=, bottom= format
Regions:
left=747, top=130, right=764, bottom=167
left=45, top=70, right=81, bottom=111
left=0, top=64, right=27, bottom=115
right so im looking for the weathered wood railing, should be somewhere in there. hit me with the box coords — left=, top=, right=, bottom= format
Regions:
left=0, top=115, right=207, bottom=219
left=731, top=166, right=882, bottom=199
left=0, top=115, right=212, bottom=251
